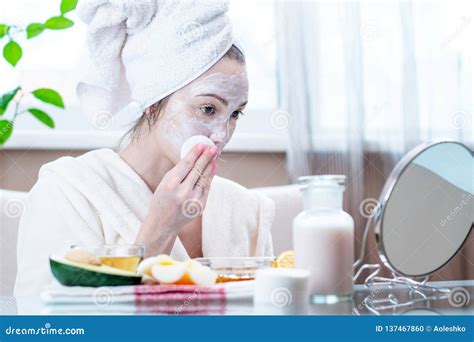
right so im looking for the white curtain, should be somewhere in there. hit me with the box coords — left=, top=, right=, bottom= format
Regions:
left=275, top=1, right=472, bottom=280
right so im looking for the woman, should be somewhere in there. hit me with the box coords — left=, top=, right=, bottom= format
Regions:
left=14, top=0, right=274, bottom=297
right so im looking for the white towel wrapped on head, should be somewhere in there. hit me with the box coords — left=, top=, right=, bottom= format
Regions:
left=76, top=0, right=241, bottom=123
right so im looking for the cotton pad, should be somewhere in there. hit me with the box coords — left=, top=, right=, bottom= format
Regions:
left=180, top=135, right=215, bottom=159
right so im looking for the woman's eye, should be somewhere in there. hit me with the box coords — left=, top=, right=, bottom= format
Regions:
left=200, top=105, right=215, bottom=115
left=231, top=110, right=244, bottom=120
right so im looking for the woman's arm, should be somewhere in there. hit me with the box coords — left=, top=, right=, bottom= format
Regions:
left=134, top=211, right=178, bottom=257
left=178, top=218, right=203, bottom=258
left=134, top=144, right=216, bottom=258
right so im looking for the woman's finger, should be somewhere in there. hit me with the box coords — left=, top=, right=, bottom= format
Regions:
left=199, top=171, right=214, bottom=205
left=193, top=159, right=214, bottom=196
left=182, top=145, right=217, bottom=189
left=167, top=143, right=205, bottom=182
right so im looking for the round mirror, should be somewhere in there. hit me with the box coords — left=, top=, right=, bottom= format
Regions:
left=375, top=141, right=473, bottom=277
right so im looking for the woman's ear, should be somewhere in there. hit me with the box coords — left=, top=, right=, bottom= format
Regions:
left=146, top=97, right=169, bottom=127
left=145, top=107, right=156, bottom=126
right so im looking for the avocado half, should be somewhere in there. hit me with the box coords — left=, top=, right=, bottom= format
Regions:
left=50, top=255, right=142, bottom=287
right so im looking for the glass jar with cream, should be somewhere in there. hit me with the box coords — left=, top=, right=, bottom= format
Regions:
left=293, top=175, right=354, bottom=303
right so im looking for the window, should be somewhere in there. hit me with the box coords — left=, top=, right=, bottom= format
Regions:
left=307, top=1, right=472, bottom=151
left=0, top=0, right=283, bottom=151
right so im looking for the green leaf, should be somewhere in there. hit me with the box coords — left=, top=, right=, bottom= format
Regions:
left=27, top=108, right=55, bottom=128
left=32, top=88, right=64, bottom=108
left=3, top=40, right=22, bottom=67
left=44, top=16, right=74, bottom=30
left=0, top=87, right=20, bottom=116
left=0, top=24, right=9, bottom=39
left=60, top=0, right=78, bottom=15
left=0, top=120, right=14, bottom=145
left=26, top=23, right=45, bottom=39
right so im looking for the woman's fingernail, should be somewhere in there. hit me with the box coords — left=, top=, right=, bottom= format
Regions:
left=198, top=143, right=205, bottom=153
left=210, top=145, right=218, bottom=155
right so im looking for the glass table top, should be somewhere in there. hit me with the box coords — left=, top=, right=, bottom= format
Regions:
left=1, top=280, right=472, bottom=316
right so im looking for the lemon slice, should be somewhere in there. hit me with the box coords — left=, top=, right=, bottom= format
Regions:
left=274, top=250, right=295, bottom=268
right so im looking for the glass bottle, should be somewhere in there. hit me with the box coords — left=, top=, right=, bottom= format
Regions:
left=293, top=175, right=354, bottom=303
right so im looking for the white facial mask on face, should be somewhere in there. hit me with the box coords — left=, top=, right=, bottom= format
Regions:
left=162, top=71, right=248, bottom=155
left=186, top=72, right=248, bottom=115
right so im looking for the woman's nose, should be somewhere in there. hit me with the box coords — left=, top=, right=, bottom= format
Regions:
left=209, top=121, right=231, bottom=145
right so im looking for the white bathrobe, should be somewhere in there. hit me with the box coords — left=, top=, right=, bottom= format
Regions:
left=14, top=149, right=274, bottom=297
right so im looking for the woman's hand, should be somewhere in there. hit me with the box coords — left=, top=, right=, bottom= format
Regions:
left=135, top=143, right=217, bottom=257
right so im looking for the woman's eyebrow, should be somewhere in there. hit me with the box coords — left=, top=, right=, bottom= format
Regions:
left=196, top=94, right=228, bottom=106
left=238, top=100, right=248, bottom=108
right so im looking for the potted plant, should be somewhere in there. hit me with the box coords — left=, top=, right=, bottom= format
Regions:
left=0, top=0, right=77, bottom=145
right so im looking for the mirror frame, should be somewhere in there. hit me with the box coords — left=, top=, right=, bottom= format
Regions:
left=373, top=140, right=473, bottom=278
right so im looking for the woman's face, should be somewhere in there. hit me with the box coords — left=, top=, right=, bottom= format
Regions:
left=152, top=57, right=248, bottom=164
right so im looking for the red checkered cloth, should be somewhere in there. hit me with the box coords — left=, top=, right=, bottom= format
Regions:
left=135, top=284, right=227, bottom=314
left=41, top=281, right=254, bottom=315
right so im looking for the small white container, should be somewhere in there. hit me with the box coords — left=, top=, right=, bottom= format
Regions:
left=293, top=175, right=354, bottom=303
left=254, top=268, right=310, bottom=314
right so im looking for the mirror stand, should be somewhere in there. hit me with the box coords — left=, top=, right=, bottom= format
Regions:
left=352, top=206, right=451, bottom=314
left=350, top=141, right=472, bottom=315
